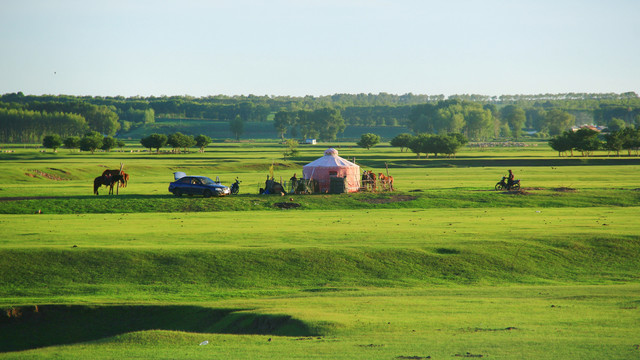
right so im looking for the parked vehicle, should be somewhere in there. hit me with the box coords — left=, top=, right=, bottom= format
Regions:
left=230, top=177, right=241, bottom=195
left=169, top=176, right=230, bottom=197
left=495, top=176, right=521, bottom=191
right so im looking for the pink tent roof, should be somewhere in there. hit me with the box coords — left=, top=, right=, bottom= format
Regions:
left=303, top=148, right=360, bottom=192
left=303, top=148, right=358, bottom=168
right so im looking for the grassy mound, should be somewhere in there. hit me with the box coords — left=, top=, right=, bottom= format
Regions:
left=2, top=235, right=639, bottom=303
left=1, top=189, right=639, bottom=214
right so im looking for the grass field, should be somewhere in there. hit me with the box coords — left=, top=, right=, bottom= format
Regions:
left=1, top=142, right=639, bottom=359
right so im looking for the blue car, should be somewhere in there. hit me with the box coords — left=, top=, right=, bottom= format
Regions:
left=169, top=176, right=231, bottom=197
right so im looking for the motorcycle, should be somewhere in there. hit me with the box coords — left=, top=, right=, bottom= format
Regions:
left=495, top=176, right=520, bottom=191
left=230, top=177, right=241, bottom=195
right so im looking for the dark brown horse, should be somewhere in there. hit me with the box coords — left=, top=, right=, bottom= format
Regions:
left=102, top=169, right=129, bottom=188
left=94, top=174, right=124, bottom=195
left=361, top=170, right=377, bottom=191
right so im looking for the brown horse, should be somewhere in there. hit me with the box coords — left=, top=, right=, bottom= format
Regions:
left=378, top=173, right=394, bottom=191
left=94, top=174, right=124, bottom=195
left=102, top=169, right=129, bottom=188
left=361, top=170, right=377, bottom=191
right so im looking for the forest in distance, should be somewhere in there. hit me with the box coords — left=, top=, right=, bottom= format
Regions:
left=1, top=91, right=639, bottom=143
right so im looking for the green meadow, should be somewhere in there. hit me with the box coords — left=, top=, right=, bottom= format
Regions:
left=1, top=142, right=639, bottom=359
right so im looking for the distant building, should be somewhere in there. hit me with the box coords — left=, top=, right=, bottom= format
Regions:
left=304, top=139, right=317, bottom=145
left=571, top=125, right=606, bottom=132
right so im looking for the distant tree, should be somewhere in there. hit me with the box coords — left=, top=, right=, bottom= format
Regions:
left=607, top=117, right=626, bottom=132
left=573, top=128, right=601, bottom=156
left=194, top=134, right=212, bottom=152
left=79, top=131, right=103, bottom=153
left=101, top=136, right=118, bottom=152
left=283, top=139, right=299, bottom=159
left=229, top=115, right=244, bottom=140
left=604, top=131, right=624, bottom=156
left=84, top=105, right=120, bottom=136
left=500, top=105, right=526, bottom=139
left=140, top=133, right=168, bottom=153
left=437, top=133, right=468, bottom=158
left=390, top=133, right=414, bottom=152
left=408, top=133, right=433, bottom=159
left=117, top=140, right=126, bottom=150
left=357, top=133, right=381, bottom=150
left=167, top=132, right=195, bottom=152
left=620, top=127, right=640, bottom=156
left=408, top=104, right=437, bottom=133
left=543, top=109, right=575, bottom=136
left=314, top=107, right=346, bottom=141
left=464, top=107, right=493, bottom=140
left=63, top=136, right=80, bottom=152
left=274, top=111, right=296, bottom=140
left=42, top=134, right=62, bottom=152
left=548, top=131, right=575, bottom=157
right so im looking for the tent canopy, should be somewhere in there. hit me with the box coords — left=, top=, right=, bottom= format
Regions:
left=302, top=148, right=360, bottom=193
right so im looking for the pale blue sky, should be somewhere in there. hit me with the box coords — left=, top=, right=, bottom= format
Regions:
left=1, top=0, right=638, bottom=97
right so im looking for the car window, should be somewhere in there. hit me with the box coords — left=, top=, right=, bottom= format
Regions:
left=201, top=178, right=216, bottom=185
left=178, top=177, right=191, bottom=184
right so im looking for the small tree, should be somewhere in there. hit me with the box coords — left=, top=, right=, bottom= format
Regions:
left=357, top=133, right=381, bottom=150
left=573, top=128, right=601, bottom=157
left=79, top=131, right=103, bottom=153
left=167, top=132, right=196, bottom=153
left=604, top=131, right=624, bottom=156
left=390, top=133, right=414, bottom=152
left=621, top=127, right=640, bottom=156
left=42, top=134, right=62, bottom=152
left=548, top=131, right=574, bottom=157
left=117, top=140, right=126, bottom=151
left=140, top=133, right=168, bottom=153
left=408, top=134, right=433, bottom=159
left=101, top=136, right=118, bottom=152
left=283, top=139, right=299, bottom=159
left=229, top=115, right=244, bottom=141
left=194, top=134, right=212, bottom=152
left=63, top=136, right=80, bottom=152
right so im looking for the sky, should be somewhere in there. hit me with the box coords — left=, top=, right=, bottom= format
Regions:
left=1, top=0, right=639, bottom=97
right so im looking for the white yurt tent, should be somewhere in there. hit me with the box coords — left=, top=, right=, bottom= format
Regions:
left=302, top=148, right=360, bottom=193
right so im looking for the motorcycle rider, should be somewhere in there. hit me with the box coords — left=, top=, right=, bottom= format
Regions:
left=507, top=169, right=515, bottom=189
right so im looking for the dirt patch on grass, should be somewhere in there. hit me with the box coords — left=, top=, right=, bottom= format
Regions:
left=553, top=187, right=577, bottom=192
left=25, top=169, right=70, bottom=181
left=274, top=202, right=301, bottom=209
left=360, top=195, right=417, bottom=204
left=522, top=187, right=545, bottom=190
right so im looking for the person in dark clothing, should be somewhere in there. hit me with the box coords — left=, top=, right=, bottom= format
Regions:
left=289, top=173, right=298, bottom=193
left=507, top=169, right=515, bottom=188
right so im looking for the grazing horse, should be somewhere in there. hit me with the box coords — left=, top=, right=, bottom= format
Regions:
left=378, top=173, right=394, bottom=191
left=102, top=169, right=129, bottom=188
left=361, top=170, right=377, bottom=191
left=94, top=174, right=124, bottom=195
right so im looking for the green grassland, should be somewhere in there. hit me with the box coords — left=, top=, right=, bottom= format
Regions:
left=1, top=143, right=639, bottom=359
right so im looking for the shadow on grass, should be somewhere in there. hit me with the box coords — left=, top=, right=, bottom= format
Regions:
left=0, top=305, right=317, bottom=353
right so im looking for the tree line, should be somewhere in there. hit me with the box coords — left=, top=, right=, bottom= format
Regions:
left=140, top=133, right=212, bottom=153
left=2, top=92, right=640, bottom=143
left=548, top=128, right=640, bottom=157
left=42, top=131, right=125, bottom=153
left=273, top=108, right=345, bottom=141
